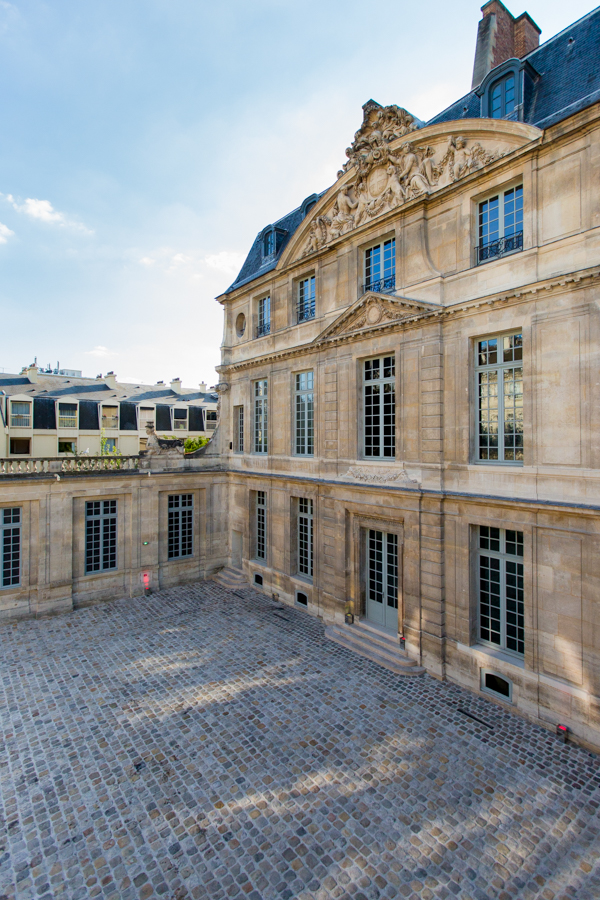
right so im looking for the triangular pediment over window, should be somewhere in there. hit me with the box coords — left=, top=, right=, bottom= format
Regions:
left=314, top=292, right=440, bottom=344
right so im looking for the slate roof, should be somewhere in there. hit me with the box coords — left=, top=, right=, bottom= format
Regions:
left=226, top=6, right=600, bottom=295
left=0, top=373, right=218, bottom=406
left=428, top=6, right=600, bottom=128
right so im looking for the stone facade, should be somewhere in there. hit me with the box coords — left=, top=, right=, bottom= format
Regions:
left=2, top=5, right=600, bottom=754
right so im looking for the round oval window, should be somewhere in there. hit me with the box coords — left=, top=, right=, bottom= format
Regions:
left=236, top=313, right=246, bottom=337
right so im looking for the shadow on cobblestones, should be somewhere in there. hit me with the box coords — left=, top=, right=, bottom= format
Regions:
left=1, top=581, right=600, bottom=900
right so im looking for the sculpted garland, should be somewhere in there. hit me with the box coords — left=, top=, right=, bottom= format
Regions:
left=302, top=103, right=500, bottom=257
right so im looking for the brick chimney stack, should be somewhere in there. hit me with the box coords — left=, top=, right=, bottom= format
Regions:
left=471, top=1, right=541, bottom=89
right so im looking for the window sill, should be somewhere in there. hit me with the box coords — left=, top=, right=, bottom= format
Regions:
left=456, top=641, right=524, bottom=669
left=473, top=460, right=523, bottom=467
left=291, top=573, right=313, bottom=587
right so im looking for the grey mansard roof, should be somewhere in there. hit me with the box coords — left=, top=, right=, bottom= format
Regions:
left=0, top=373, right=218, bottom=406
left=225, top=5, right=600, bottom=295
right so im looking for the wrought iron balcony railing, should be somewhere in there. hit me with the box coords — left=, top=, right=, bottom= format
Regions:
left=256, top=322, right=271, bottom=337
left=363, top=275, right=396, bottom=294
left=297, top=304, right=315, bottom=323
left=476, top=231, right=523, bottom=265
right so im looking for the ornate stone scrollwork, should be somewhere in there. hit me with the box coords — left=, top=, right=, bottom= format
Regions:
left=343, top=465, right=420, bottom=486
left=300, top=101, right=504, bottom=258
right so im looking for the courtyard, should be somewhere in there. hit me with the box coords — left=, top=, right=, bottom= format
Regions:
left=1, top=583, right=599, bottom=900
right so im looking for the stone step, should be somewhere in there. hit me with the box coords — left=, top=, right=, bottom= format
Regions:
left=325, top=623, right=426, bottom=676
left=211, top=567, right=249, bottom=590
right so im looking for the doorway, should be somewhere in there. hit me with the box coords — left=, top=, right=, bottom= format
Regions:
left=366, top=529, right=398, bottom=633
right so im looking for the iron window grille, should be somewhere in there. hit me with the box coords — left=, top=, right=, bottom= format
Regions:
left=254, top=380, right=268, bottom=453
left=364, top=238, right=395, bottom=293
left=1, top=508, right=21, bottom=588
left=10, top=401, right=31, bottom=428
left=257, top=296, right=271, bottom=337
left=295, top=371, right=314, bottom=456
left=168, top=494, right=193, bottom=559
left=297, top=276, right=316, bottom=322
left=256, top=491, right=266, bottom=560
left=478, top=526, right=524, bottom=656
left=476, top=333, right=523, bottom=463
left=297, top=498, right=313, bottom=579
left=58, top=403, right=77, bottom=428
left=364, top=356, right=395, bottom=458
left=476, top=186, right=523, bottom=265
left=85, top=500, right=117, bottom=574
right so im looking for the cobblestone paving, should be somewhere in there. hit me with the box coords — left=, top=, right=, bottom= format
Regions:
left=1, top=583, right=600, bottom=900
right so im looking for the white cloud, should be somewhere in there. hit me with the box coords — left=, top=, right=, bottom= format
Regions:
left=139, top=256, right=155, bottom=266
left=1, top=193, right=93, bottom=234
left=0, top=221, right=14, bottom=244
left=136, top=247, right=244, bottom=279
left=204, top=251, right=245, bottom=275
left=85, top=345, right=116, bottom=359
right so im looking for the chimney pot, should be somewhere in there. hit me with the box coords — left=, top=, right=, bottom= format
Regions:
left=471, top=2, right=540, bottom=89
left=104, top=372, right=118, bottom=388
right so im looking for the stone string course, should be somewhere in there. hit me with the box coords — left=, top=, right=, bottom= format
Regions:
left=1, top=582, right=600, bottom=900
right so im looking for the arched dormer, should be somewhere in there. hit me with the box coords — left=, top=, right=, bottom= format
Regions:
left=300, top=194, right=320, bottom=219
left=476, top=57, right=538, bottom=121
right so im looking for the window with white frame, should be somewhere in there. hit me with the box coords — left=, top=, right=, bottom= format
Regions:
left=255, top=491, right=266, bottom=560
left=168, top=494, right=193, bottom=559
left=364, top=238, right=395, bottom=293
left=294, top=371, right=314, bottom=456
left=476, top=185, right=523, bottom=264
left=297, top=497, right=313, bottom=579
left=476, top=333, right=523, bottom=463
left=101, top=405, right=118, bottom=429
left=85, top=500, right=117, bottom=574
left=1, top=508, right=21, bottom=588
left=58, top=403, right=77, bottom=428
left=257, top=296, right=271, bottom=337
left=363, top=356, right=395, bottom=458
left=297, top=276, right=315, bottom=322
left=139, top=407, right=155, bottom=429
left=206, top=410, right=217, bottom=431
left=234, top=405, right=244, bottom=453
left=254, top=380, right=268, bottom=453
left=10, top=401, right=31, bottom=428
left=58, top=440, right=77, bottom=454
left=173, top=408, right=188, bottom=431
left=477, top=526, right=524, bottom=656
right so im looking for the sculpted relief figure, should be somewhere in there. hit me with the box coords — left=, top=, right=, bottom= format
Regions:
left=301, top=105, right=503, bottom=258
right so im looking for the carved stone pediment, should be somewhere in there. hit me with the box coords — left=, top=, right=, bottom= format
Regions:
left=288, top=105, right=542, bottom=262
left=315, top=293, right=438, bottom=343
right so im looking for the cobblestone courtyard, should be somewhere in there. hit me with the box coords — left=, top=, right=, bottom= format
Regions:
left=1, top=583, right=600, bottom=900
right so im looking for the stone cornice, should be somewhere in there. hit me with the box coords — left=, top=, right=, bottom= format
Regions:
left=220, top=265, right=600, bottom=374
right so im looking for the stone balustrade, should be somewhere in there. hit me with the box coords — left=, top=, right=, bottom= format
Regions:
left=0, top=456, right=139, bottom=476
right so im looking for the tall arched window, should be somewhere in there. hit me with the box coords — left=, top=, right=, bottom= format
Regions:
left=490, top=74, right=516, bottom=118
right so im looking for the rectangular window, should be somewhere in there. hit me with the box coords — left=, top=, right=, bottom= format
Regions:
left=206, top=410, right=217, bottom=431
left=1, top=508, right=21, bottom=588
left=234, top=405, right=244, bottom=453
left=294, top=371, right=314, bottom=456
left=85, top=500, right=117, bottom=574
left=58, top=440, right=77, bottom=454
left=257, top=296, right=271, bottom=337
left=297, top=498, right=313, bottom=579
left=58, top=403, right=77, bottom=428
left=10, top=439, right=30, bottom=455
left=139, top=408, right=155, bottom=429
left=477, top=186, right=523, bottom=264
left=255, top=491, right=266, bottom=560
left=101, top=406, right=119, bottom=429
left=477, top=526, right=524, bottom=655
left=364, top=238, right=395, bottom=293
left=173, top=409, right=188, bottom=431
left=254, top=380, right=268, bottom=453
left=364, top=356, right=395, bottom=458
left=168, top=494, right=193, bottom=559
left=297, top=276, right=316, bottom=322
left=10, top=401, right=31, bottom=428
left=477, top=333, right=523, bottom=463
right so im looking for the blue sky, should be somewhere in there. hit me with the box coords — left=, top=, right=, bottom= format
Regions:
left=0, top=0, right=595, bottom=387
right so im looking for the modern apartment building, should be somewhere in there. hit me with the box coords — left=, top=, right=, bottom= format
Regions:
left=0, top=365, right=218, bottom=457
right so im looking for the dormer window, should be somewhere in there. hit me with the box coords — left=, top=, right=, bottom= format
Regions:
left=263, top=231, right=275, bottom=257
left=490, top=74, right=516, bottom=118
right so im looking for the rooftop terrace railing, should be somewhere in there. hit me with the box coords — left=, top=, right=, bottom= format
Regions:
left=0, top=456, right=140, bottom=476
